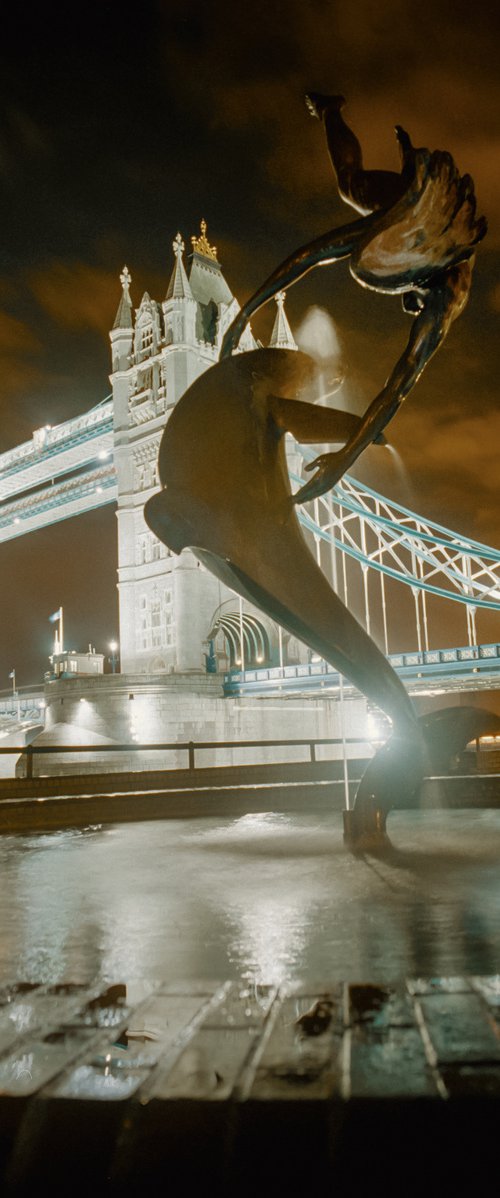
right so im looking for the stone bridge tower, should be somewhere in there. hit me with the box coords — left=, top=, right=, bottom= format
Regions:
left=110, top=223, right=298, bottom=676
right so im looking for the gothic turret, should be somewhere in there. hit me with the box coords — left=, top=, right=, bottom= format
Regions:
left=163, top=234, right=197, bottom=345
left=269, top=290, right=297, bottom=351
left=110, top=267, right=134, bottom=372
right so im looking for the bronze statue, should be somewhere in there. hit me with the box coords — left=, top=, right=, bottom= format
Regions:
left=146, top=98, right=488, bottom=848
left=146, top=347, right=417, bottom=739
left=221, top=94, right=486, bottom=502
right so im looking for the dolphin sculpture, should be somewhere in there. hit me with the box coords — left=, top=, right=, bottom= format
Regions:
left=146, top=97, right=491, bottom=849
left=146, top=348, right=417, bottom=732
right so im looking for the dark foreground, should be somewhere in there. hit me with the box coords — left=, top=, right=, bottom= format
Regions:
left=0, top=974, right=499, bottom=1194
left=1, top=809, right=500, bottom=1192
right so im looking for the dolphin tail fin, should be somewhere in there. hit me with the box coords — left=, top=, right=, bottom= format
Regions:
left=345, top=705, right=500, bottom=852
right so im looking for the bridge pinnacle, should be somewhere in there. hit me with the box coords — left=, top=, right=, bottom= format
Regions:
left=166, top=233, right=193, bottom=301
left=113, top=265, right=134, bottom=330
left=269, top=289, right=297, bottom=351
left=120, top=265, right=132, bottom=291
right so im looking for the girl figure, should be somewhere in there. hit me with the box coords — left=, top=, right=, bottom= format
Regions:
left=221, top=94, right=486, bottom=504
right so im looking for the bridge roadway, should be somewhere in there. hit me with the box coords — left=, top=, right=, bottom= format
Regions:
left=0, top=397, right=115, bottom=541
left=224, top=641, right=500, bottom=698
left=1, top=642, right=500, bottom=725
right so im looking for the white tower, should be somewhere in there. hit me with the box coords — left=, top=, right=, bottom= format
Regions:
left=110, top=224, right=301, bottom=676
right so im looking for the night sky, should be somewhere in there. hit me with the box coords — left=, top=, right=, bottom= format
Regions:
left=1, top=0, right=499, bottom=684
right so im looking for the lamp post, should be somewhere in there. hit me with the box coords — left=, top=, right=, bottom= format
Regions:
left=108, top=640, right=119, bottom=674
left=8, top=669, right=20, bottom=722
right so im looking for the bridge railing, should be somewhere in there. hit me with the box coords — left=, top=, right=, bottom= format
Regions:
left=2, top=734, right=497, bottom=781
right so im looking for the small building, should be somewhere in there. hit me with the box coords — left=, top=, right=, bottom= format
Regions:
left=47, top=649, right=104, bottom=679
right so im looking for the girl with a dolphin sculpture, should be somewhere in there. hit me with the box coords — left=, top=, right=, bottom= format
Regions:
left=146, top=94, right=493, bottom=847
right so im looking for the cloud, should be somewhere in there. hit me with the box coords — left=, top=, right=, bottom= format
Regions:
left=0, top=311, right=39, bottom=356
left=160, top=0, right=500, bottom=242
left=28, top=262, right=122, bottom=335
left=28, top=258, right=177, bottom=337
left=0, top=311, right=43, bottom=425
left=389, top=403, right=500, bottom=548
left=0, top=104, right=53, bottom=183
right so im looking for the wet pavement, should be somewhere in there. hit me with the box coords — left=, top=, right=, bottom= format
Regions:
left=0, top=808, right=499, bottom=987
left=0, top=974, right=500, bottom=1193
left=0, top=809, right=499, bottom=1192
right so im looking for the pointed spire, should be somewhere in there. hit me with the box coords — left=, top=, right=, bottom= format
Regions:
left=269, top=291, right=297, bottom=350
left=113, top=266, right=134, bottom=330
left=165, top=233, right=193, bottom=301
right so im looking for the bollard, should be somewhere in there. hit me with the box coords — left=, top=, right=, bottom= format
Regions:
left=25, top=745, right=34, bottom=780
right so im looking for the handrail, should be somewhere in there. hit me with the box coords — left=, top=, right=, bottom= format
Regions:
left=0, top=736, right=370, bottom=779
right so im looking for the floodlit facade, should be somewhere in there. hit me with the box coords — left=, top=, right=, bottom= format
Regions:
left=110, top=222, right=299, bottom=676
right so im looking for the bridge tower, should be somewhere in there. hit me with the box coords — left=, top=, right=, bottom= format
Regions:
left=110, top=222, right=264, bottom=675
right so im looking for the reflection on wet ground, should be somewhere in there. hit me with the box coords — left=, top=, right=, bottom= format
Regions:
left=0, top=809, right=499, bottom=986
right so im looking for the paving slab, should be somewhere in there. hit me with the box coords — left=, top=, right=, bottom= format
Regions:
left=0, top=975, right=499, bottom=1192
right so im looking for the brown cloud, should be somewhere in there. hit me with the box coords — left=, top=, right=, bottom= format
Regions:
left=0, top=311, right=39, bottom=355
left=28, top=260, right=172, bottom=336
left=389, top=403, right=500, bottom=548
left=0, top=311, right=42, bottom=418
left=29, top=262, right=121, bottom=335
left=161, top=0, right=500, bottom=242
left=0, top=104, right=53, bottom=183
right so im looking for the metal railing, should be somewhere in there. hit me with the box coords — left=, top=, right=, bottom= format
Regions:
left=0, top=736, right=367, bottom=780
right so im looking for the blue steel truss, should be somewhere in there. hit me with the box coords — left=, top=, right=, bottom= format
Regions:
left=224, top=641, right=500, bottom=698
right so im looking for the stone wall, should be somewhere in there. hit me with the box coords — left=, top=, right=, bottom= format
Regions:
left=31, top=672, right=371, bottom=776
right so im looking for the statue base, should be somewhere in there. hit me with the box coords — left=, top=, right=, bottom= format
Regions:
left=343, top=806, right=392, bottom=854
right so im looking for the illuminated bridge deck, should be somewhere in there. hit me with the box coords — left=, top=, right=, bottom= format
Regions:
left=224, top=641, right=500, bottom=697
left=0, top=975, right=499, bottom=1191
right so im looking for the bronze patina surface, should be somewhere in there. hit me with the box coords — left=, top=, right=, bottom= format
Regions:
left=146, top=97, right=490, bottom=848
left=221, top=94, right=486, bottom=503
left=146, top=348, right=415, bottom=740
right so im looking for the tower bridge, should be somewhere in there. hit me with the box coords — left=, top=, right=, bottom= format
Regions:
left=1, top=221, right=498, bottom=693
left=0, top=399, right=115, bottom=540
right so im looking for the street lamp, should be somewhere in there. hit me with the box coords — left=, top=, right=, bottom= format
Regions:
left=8, top=669, right=21, bottom=721
left=108, top=640, right=119, bottom=674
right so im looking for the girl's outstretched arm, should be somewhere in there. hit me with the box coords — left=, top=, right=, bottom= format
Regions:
left=220, top=213, right=377, bottom=360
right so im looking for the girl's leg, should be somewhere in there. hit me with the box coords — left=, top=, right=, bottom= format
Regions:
left=307, top=92, right=407, bottom=214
